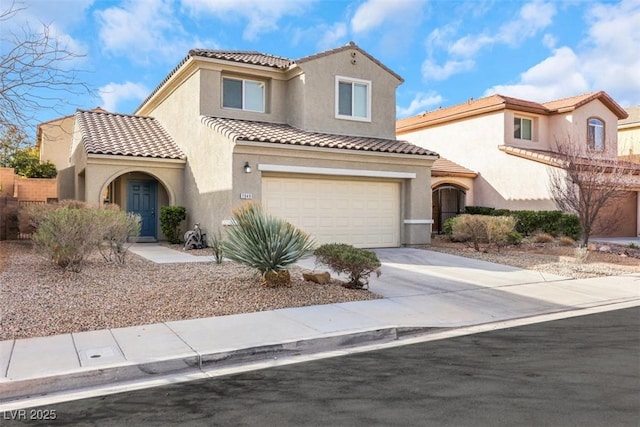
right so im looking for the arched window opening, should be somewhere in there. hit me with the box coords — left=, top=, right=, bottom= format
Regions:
left=587, top=117, right=605, bottom=151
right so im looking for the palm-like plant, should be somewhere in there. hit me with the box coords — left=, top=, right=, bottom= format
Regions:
left=222, top=203, right=315, bottom=287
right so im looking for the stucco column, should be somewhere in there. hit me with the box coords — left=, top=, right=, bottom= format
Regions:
left=402, top=170, right=433, bottom=246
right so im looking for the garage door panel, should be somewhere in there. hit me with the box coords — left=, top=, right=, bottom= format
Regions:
left=262, top=176, right=400, bottom=248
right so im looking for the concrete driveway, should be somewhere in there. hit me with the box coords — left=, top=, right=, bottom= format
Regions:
left=298, top=247, right=568, bottom=298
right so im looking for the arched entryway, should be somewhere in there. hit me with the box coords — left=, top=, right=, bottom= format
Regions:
left=102, top=171, right=171, bottom=241
left=432, top=183, right=467, bottom=234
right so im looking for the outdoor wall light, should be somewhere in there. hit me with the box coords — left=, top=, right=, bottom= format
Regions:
left=243, top=161, right=252, bottom=173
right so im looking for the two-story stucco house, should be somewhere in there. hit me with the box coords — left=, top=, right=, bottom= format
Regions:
left=397, top=91, right=640, bottom=237
left=52, top=42, right=438, bottom=247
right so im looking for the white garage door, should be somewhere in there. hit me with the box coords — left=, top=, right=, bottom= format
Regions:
left=262, top=176, right=400, bottom=248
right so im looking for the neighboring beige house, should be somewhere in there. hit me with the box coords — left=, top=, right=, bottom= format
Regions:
left=50, top=42, right=438, bottom=247
left=397, top=91, right=640, bottom=237
left=618, top=106, right=640, bottom=161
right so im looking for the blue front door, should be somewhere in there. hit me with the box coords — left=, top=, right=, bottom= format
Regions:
left=128, top=180, right=157, bottom=238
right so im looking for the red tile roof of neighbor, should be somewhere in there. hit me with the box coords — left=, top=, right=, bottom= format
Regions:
left=396, top=91, right=629, bottom=134
left=202, top=116, right=438, bottom=156
left=75, top=110, right=185, bottom=159
left=431, top=158, right=477, bottom=178
left=499, top=146, right=640, bottom=174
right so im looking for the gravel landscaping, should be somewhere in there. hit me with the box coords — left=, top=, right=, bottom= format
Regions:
left=2, top=237, right=638, bottom=341
left=427, top=236, right=640, bottom=279
left=0, top=241, right=380, bottom=341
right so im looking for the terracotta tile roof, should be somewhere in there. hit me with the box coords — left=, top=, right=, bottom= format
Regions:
left=137, top=42, right=403, bottom=114
left=397, top=91, right=628, bottom=134
left=189, top=49, right=294, bottom=69
left=432, top=157, right=477, bottom=178
left=500, top=146, right=640, bottom=174
left=619, top=106, right=640, bottom=126
left=202, top=117, right=437, bottom=156
left=75, top=110, right=185, bottom=159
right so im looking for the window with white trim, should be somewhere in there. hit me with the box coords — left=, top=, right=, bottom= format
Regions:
left=222, top=77, right=265, bottom=112
left=514, top=116, right=533, bottom=141
left=335, top=76, right=371, bottom=121
left=587, top=117, right=605, bottom=151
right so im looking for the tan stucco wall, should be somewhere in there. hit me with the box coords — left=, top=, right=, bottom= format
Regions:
left=232, top=142, right=435, bottom=246
left=38, top=115, right=74, bottom=171
left=290, top=49, right=401, bottom=139
left=403, top=111, right=557, bottom=210
left=618, top=125, right=640, bottom=156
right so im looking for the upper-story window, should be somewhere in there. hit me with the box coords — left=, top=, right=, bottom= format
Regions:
left=587, top=117, right=605, bottom=151
left=222, top=77, right=265, bottom=113
left=335, top=76, right=371, bottom=121
left=514, top=116, right=533, bottom=141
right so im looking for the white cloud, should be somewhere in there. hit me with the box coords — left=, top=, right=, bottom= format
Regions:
left=397, top=92, right=443, bottom=117
left=351, top=0, right=425, bottom=34
left=99, top=81, right=149, bottom=112
left=423, top=0, right=556, bottom=81
left=96, top=0, right=209, bottom=64
left=182, top=0, right=311, bottom=41
left=483, top=0, right=640, bottom=106
left=317, top=22, right=348, bottom=51
left=484, top=47, right=589, bottom=101
left=422, top=58, right=474, bottom=81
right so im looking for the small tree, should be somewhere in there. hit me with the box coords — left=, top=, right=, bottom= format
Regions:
left=548, top=139, right=637, bottom=245
left=9, top=146, right=56, bottom=178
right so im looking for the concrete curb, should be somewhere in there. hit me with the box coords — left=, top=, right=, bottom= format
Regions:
left=0, top=326, right=436, bottom=403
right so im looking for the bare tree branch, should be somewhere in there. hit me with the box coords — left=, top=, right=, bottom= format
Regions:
left=548, top=138, right=639, bottom=245
left=0, top=1, right=92, bottom=136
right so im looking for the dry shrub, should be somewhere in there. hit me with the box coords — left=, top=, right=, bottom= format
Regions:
left=31, top=201, right=140, bottom=272
left=532, top=232, right=554, bottom=244
left=559, top=236, right=576, bottom=246
left=574, top=246, right=589, bottom=264
left=451, top=214, right=518, bottom=252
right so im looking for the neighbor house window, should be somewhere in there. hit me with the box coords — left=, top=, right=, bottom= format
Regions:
left=335, top=76, right=371, bottom=121
left=587, top=117, right=605, bottom=151
left=514, top=117, right=533, bottom=141
left=222, top=77, right=265, bottom=112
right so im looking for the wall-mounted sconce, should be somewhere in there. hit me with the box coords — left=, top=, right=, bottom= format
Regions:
left=243, top=161, right=252, bottom=173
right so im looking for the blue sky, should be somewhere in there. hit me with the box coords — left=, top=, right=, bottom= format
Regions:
left=5, top=0, right=640, bottom=134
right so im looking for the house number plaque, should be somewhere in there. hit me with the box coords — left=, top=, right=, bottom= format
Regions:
left=240, top=193, right=253, bottom=199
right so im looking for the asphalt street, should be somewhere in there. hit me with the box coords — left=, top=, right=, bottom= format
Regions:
left=3, top=307, right=639, bottom=427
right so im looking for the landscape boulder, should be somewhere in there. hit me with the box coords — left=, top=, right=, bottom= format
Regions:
left=303, top=270, right=331, bottom=284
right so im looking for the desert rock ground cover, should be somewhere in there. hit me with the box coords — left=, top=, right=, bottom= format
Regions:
left=427, top=235, right=640, bottom=279
left=0, top=241, right=380, bottom=340
left=2, top=238, right=638, bottom=341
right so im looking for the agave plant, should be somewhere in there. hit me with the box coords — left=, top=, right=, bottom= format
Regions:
left=222, top=203, right=315, bottom=287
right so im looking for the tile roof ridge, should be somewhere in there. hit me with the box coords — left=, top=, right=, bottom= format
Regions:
left=542, top=91, right=600, bottom=105
left=189, top=48, right=293, bottom=61
left=76, top=108, right=154, bottom=120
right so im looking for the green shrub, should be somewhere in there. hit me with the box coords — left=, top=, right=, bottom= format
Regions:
left=630, top=243, right=639, bottom=250
left=160, top=205, right=186, bottom=244
left=451, top=214, right=518, bottom=252
left=557, top=213, right=580, bottom=240
left=314, top=243, right=381, bottom=289
left=209, top=229, right=224, bottom=264
left=465, top=206, right=496, bottom=215
left=222, top=203, right=315, bottom=287
left=508, top=231, right=523, bottom=245
left=442, top=216, right=458, bottom=238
